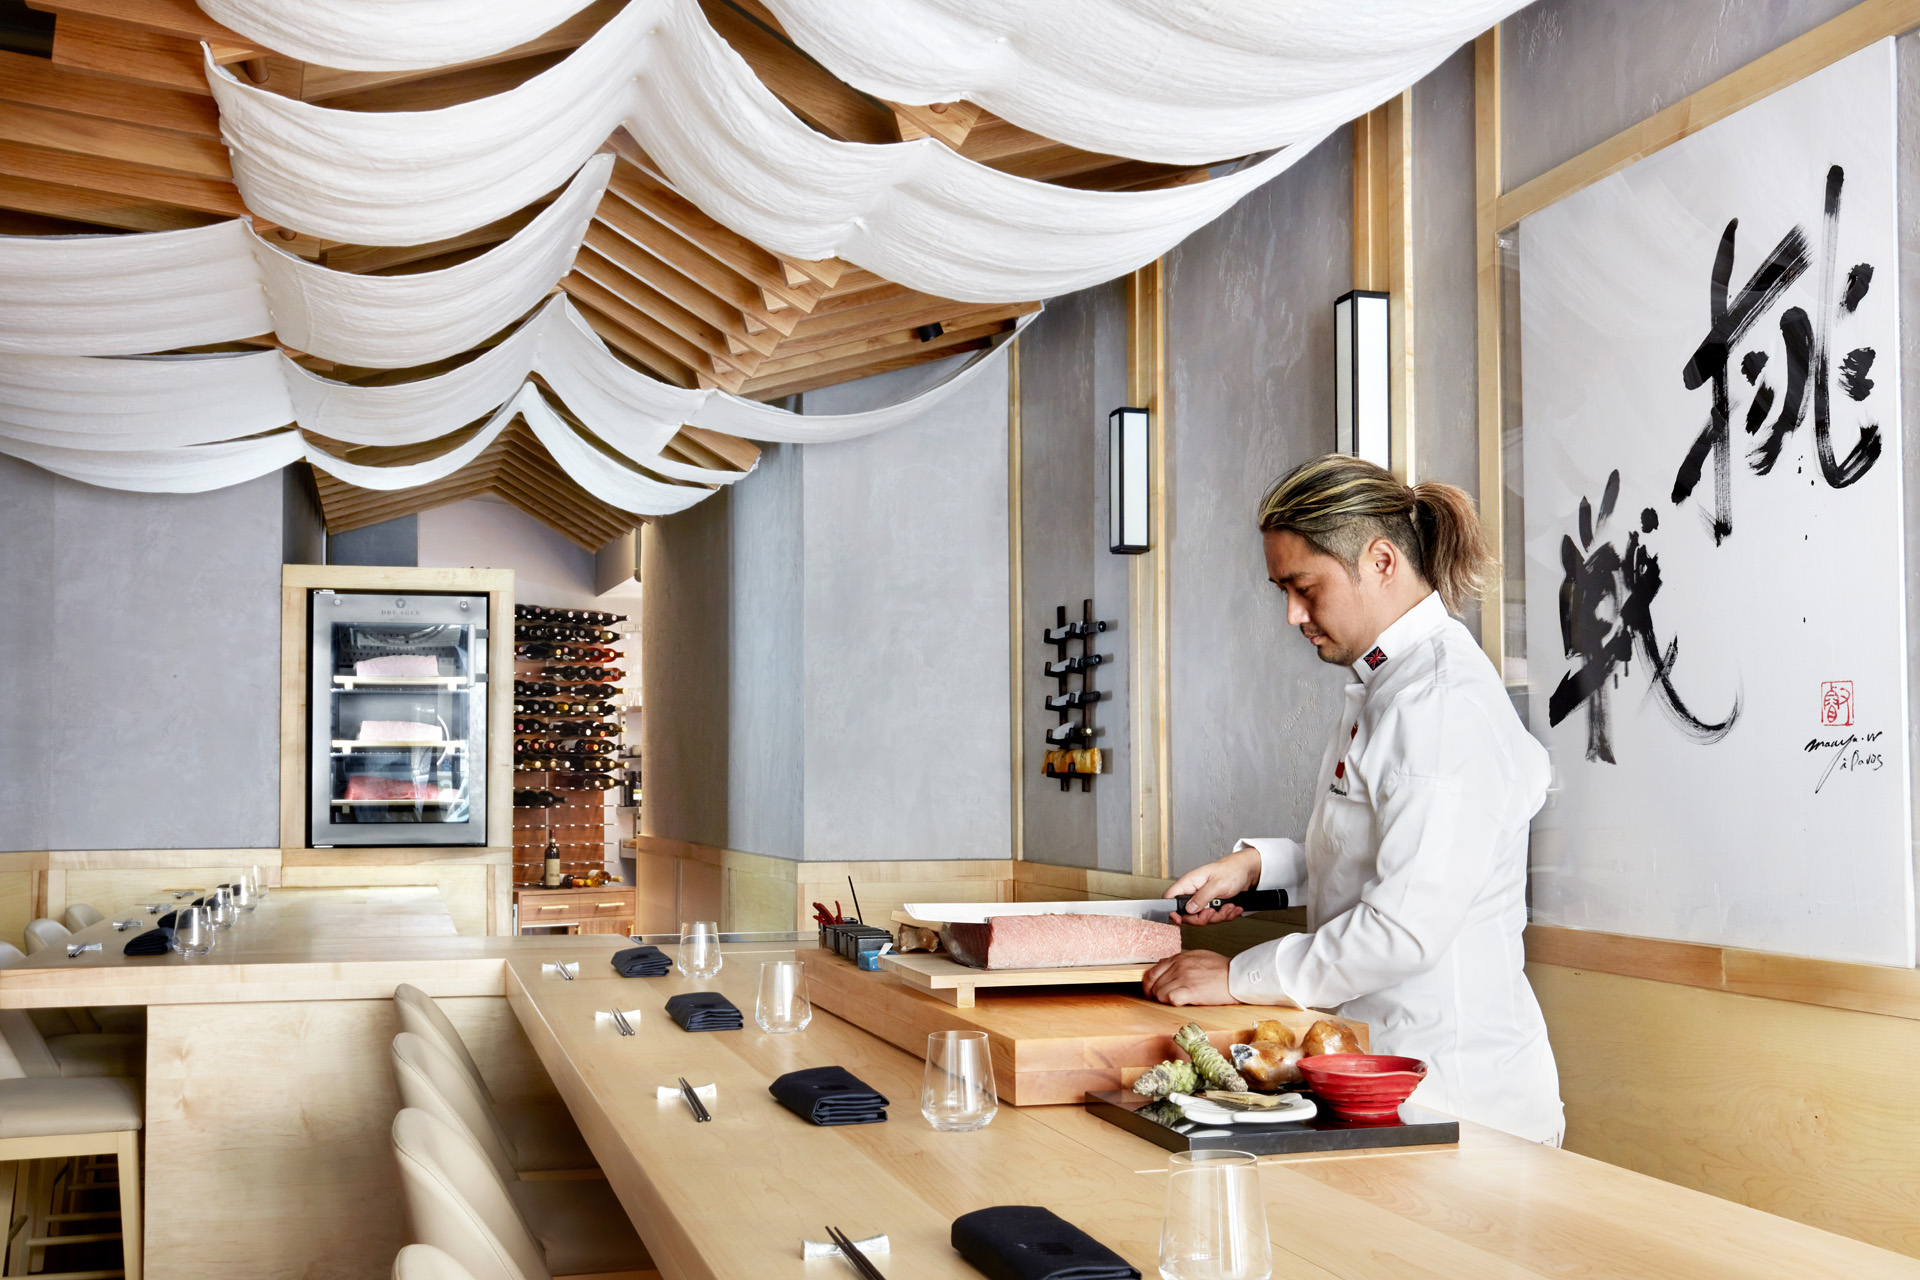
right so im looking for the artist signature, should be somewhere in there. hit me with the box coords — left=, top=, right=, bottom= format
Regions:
left=1805, top=730, right=1885, bottom=794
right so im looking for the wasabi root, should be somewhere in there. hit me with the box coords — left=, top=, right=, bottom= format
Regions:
left=1131, top=1059, right=1200, bottom=1099
left=1174, top=1022, right=1248, bottom=1092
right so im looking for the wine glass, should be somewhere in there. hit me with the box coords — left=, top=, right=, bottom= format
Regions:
left=1157, top=1150, right=1271, bottom=1280
left=676, top=921, right=722, bottom=979
left=921, top=1030, right=998, bottom=1132
left=755, top=961, right=811, bottom=1033
left=209, top=887, right=235, bottom=930
left=231, top=876, right=256, bottom=914
left=250, top=864, right=269, bottom=898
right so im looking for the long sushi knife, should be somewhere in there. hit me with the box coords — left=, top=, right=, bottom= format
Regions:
left=900, top=890, right=1286, bottom=925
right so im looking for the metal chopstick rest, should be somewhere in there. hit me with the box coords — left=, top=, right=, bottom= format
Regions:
left=610, top=1008, right=635, bottom=1036
left=826, top=1226, right=886, bottom=1279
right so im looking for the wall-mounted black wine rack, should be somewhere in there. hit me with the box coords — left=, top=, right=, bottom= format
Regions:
left=1042, top=599, right=1110, bottom=792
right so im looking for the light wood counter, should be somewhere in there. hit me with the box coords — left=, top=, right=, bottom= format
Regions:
left=510, top=942, right=1920, bottom=1280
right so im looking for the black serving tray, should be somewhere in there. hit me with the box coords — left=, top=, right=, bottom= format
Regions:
left=1085, top=1089, right=1459, bottom=1155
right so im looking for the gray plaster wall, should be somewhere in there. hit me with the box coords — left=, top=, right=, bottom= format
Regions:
left=638, top=487, right=732, bottom=849
left=726, top=442, right=804, bottom=859
left=0, top=456, right=283, bottom=851
left=1501, top=0, right=1858, bottom=189
left=1015, top=281, right=1133, bottom=870
left=1163, top=133, right=1356, bottom=875
left=798, top=357, right=1013, bottom=861
left=329, top=515, right=418, bottom=567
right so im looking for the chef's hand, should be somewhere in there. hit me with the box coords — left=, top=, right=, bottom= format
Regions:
left=1166, top=847, right=1262, bottom=925
left=1143, top=949, right=1238, bottom=1006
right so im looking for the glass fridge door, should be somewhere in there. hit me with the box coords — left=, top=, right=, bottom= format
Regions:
left=309, top=590, right=489, bottom=846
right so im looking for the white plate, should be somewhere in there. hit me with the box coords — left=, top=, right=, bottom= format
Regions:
left=1167, top=1093, right=1318, bottom=1125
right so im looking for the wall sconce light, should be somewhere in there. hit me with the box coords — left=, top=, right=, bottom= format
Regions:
left=1108, top=406, right=1150, bottom=555
left=1334, top=289, right=1390, bottom=469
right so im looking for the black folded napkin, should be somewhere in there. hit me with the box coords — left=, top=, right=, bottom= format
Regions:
left=123, top=927, right=174, bottom=957
left=768, top=1065, right=889, bottom=1126
left=611, top=945, right=671, bottom=977
left=156, top=911, right=178, bottom=929
left=664, top=992, right=742, bottom=1031
left=952, top=1206, right=1140, bottom=1280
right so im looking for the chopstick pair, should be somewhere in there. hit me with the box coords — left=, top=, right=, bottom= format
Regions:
left=824, top=1226, right=885, bottom=1279
left=607, top=1008, right=635, bottom=1036
left=677, top=1075, right=712, bottom=1122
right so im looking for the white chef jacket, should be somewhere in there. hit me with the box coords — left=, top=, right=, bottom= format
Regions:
left=1226, top=591, right=1563, bottom=1143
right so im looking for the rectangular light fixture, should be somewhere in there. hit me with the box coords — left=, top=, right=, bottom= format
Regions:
left=1334, top=289, right=1390, bottom=469
left=1108, top=406, right=1150, bottom=554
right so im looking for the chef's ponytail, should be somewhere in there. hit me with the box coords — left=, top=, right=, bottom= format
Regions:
left=1256, top=455, right=1496, bottom=615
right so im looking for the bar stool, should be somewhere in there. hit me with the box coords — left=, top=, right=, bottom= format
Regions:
left=391, top=984, right=596, bottom=1173
left=62, top=905, right=104, bottom=932
left=390, top=1038, right=647, bottom=1272
left=0, top=1076, right=144, bottom=1280
left=0, top=949, right=141, bottom=1079
left=394, top=1243, right=484, bottom=1280
left=23, top=918, right=70, bottom=955
left=390, top=1108, right=656, bottom=1280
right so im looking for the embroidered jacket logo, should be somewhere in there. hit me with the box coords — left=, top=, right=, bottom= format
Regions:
left=1364, top=646, right=1388, bottom=670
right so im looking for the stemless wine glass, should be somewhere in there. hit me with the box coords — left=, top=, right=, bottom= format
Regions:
left=1157, top=1150, right=1271, bottom=1280
left=676, top=921, right=722, bottom=979
left=755, top=960, right=811, bottom=1033
left=921, top=1030, right=998, bottom=1132
left=249, top=864, right=269, bottom=898
left=209, top=886, right=235, bottom=930
left=231, top=876, right=256, bottom=914
left=170, top=905, right=213, bottom=958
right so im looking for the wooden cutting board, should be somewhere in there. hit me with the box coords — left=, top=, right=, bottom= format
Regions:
left=806, top=948, right=1366, bottom=1106
left=878, top=951, right=1152, bottom=1007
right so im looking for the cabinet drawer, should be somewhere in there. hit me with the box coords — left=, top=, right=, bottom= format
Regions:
left=587, top=898, right=632, bottom=918
left=523, top=900, right=591, bottom=923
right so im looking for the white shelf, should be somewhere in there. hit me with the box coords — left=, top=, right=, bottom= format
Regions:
left=331, top=796, right=464, bottom=807
left=333, top=675, right=471, bottom=690
left=332, top=739, right=466, bottom=752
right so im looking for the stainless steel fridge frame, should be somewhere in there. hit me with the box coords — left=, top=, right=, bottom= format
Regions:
left=308, top=588, right=489, bottom=847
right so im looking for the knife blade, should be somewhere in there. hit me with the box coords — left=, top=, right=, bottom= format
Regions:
left=901, top=890, right=1285, bottom=925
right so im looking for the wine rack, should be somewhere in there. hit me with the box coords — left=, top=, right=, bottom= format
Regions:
left=510, top=604, right=634, bottom=887
left=1042, top=598, right=1110, bottom=792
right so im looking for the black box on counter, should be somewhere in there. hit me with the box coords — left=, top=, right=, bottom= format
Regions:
left=819, top=921, right=892, bottom=960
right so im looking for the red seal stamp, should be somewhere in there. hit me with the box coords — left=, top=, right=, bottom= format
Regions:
left=1820, top=681, right=1853, bottom=727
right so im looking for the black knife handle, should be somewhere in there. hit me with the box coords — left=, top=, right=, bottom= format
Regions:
left=1173, top=889, right=1288, bottom=915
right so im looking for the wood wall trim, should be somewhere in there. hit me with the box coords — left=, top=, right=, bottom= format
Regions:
left=1007, top=336, right=1025, bottom=862
left=1496, top=0, right=1920, bottom=230
left=1526, top=924, right=1920, bottom=1022
left=1472, top=28, right=1504, bottom=668
left=1124, top=260, right=1171, bottom=879
left=1353, top=93, right=1416, bottom=484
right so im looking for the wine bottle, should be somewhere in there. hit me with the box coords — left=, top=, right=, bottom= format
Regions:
left=542, top=833, right=563, bottom=887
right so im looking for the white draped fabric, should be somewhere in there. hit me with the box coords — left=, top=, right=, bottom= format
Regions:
left=206, top=0, right=1325, bottom=301
left=759, top=0, right=1524, bottom=165
left=0, top=156, right=609, bottom=361
left=0, top=296, right=1026, bottom=498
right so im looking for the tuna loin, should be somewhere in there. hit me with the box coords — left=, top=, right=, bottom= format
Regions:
left=943, top=913, right=1181, bottom=970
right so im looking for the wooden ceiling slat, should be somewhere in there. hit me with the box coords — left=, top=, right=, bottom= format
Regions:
left=582, top=224, right=777, bottom=359
left=0, top=49, right=221, bottom=137
left=696, top=0, right=896, bottom=145
left=742, top=332, right=1001, bottom=401
left=0, top=169, right=216, bottom=230
left=563, top=267, right=748, bottom=391
left=604, top=162, right=822, bottom=313
left=307, top=51, right=570, bottom=112
left=0, top=137, right=247, bottom=216
left=669, top=424, right=762, bottom=472
left=568, top=299, right=700, bottom=390
left=27, top=0, right=253, bottom=47
left=596, top=196, right=796, bottom=334
left=51, top=16, right=255, bottom=96
left=322, top=200, right=550, bottom=274
left=749, top=308, right=1029, bottom=380
left=0, top=100, right=231, bottom=180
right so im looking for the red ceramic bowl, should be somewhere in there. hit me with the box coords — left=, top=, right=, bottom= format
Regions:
left=1298, top=1054, right=1426, bottom=1121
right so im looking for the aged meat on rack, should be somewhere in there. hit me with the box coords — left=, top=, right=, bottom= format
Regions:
left=944, top=914, right=1180, bottom=969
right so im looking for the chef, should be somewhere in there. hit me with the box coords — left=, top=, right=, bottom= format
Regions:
left=1144, top=454, right=1563, bottom=1143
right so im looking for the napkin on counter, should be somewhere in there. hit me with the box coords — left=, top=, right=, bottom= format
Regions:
left=768, top=1066, right=889, bottom=1126
left=155, top=911, right=178, bottom=929
left=663, top=992, right=742, bottom=1032
left=951, top=1206, right=1140, bottom=1280
left=123, top=927, right=174, bottom=956
left=610, top=945, right=671, bottom=977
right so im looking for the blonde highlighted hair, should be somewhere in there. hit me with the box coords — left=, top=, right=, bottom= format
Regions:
left=1256, top=455, right=1496, bottom=614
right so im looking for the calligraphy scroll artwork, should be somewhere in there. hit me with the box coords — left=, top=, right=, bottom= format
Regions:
left=1518, top=41, right=1913, bottom=966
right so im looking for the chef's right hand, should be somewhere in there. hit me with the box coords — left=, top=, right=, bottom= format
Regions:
left=1167, top=847, right=1262, bottom=925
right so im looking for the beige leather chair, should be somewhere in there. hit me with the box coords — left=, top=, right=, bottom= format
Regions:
left=0, top=947, right=141, bottom=1079
left=62, top=904, right=104, bottom=932
left=391, top=1032, right=523, bottom=1182
left=0, top=1073, right=144, bottom=1280
left=395, top=1243, right=485, bottom=1280
left=23, top=918, right=70, bottom=956
left=391, top=1108, right=654, bottom=1280
left=391, top=984, right=595, bottom=1173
